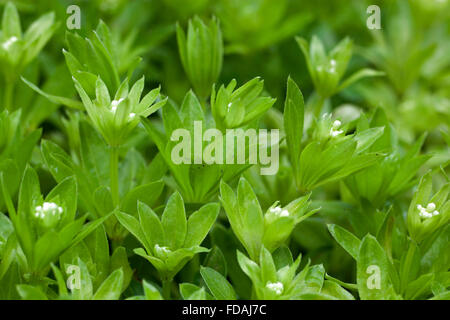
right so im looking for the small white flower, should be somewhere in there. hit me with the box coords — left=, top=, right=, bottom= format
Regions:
left=154, top=244, right=171, bottom=259
left=269, top=206, right=282, bottom=214
left=269, top=206, right=289, bottom=217
left=2, top=36, right=18, bottom=50
left=329, top=59, right=337, bottom=73
left=330, top=129, right=343, bottom=137
left=129, top=113, right=136, bottom=119
left=155, top=244, right=170, bottom=253
left=417, top=203, right=439, bottom=219
left=332, top=120, right=341, bottom=128
left=330, top=120, right=343, bottom=137
left=110, top=98, right=124, bottom=112
left=266, top=281, right=284, bottom=295
left=34, top=202, right=63, bottom=218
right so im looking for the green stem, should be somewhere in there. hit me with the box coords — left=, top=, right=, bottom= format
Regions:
left=162, top=278, right=172, bottom=300
left=0, top=173, right=17, bottom=223
left=109, top=146, right=120, bottom=208
left=3, top=79, right=15, bottom=112
left=199, top=96, right=208, bottom=112
left=313, top=94, right=326, bottom=119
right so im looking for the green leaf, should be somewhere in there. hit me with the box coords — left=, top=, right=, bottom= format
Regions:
left=2, top=2, right=22, bottom=39
left=23, top=12, right=57, bottom=65
left=121, top=180, right=164, bottom=215
left=180, top=283, right=204, bottom=300
left=0, top=213, right=13, bottom=259
left=138, top=201, right=165, bottom=249
left=46, top=175, right=78, bottom=225
left=16, top=166, right=41, bottom=258
left=33, top=231, right=63, bottom=271
left=70, top=213, right=112, bottom=248
left=40, top=140, right=75, bottom=182
left=321, top=280, right=355, bottom=300
left=16, top=285, right=48, bottom=300
left=260, top=246, right=277, bottom=283
left=357, top=235, right=396, bottom=300
left=70, top=258, right=93, bottom=300
left=272, top=246, right=294, bottom=270
left=86, top=225, right=109, bottom=283
left=184, top=203, right=219, bottom=247
left=161, top=192, right=187, bottom=249
left=21, top=77, right=84, bottom=110
left=200, top=266, right=236, bottom=300
left=327, top=224, right=361, bottom=260
left=237, top=178, right=264, bottom=260
left=305, top=264, right=325, bottom=291
left=284, top=77, right=304, bottom=172
left=143, top=280, right=163, bottom=300
left=110, top=247, right=132, bottom=291
left=337, top=69, right=384, bottom=92
left=204, top=246, right=228, bottom=277
left=354, top=127, right=385, bottom=153
left=93, top=268, right=124, bottom=300
left=115, top=211, right=149, bottom=251
left=236, top=250, right=260, bottom=283
left=50, top=264, right=68, bottom=296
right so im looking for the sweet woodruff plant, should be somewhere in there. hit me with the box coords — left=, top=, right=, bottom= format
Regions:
left=0, top=1, right=448, bottom=300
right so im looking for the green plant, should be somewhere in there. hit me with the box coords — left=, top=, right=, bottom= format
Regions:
left=177, top=16, right=223, bottom=101
left=296, top=36, right=383, bottom=117
left=0, top=2, right=57, bottom=111
left=0, top=0, right=448, bottom=302
left=284, top=78, right=386, bottom=193
left=142, top=89, right=270, bottom=204
left=115, top=194, right=219, bottom=298
left=211, top=77, right=276, bottom=130
left=220, top=177, right=318, bottom=260
left=236, top=246, right=354, bottom=300
left=0, top=166, right=108, bottom=285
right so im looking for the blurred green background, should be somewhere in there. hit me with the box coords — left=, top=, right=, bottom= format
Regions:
left=4, top=0, right=449, bottom=145
left=1, top=0, right=449, bottom=293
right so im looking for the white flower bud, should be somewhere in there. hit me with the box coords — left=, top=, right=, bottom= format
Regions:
left=417, top=203, right=439, bottom=219
left=266, top=281, right=284, bottom=295
left=110, top=98, right=124, bottom=113
left=34, top=202, right=63, bottom=229
left=330, top=119, right=343, bottom=137
left=332, top=120, right=342, bottom=128
left=329, top=60, right=336, bottom=73
left=426, top=203, right=436, bottom=211
left=154, top=244, right=171, bottom=260
left=269, top=206, right=289, bottom=217
left=2, top=36, right=18, bottom=50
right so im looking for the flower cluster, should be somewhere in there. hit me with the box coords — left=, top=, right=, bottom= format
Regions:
left=266, top=281, right=284, bottom=295
left=73, top=76, right=166, bottom=147
left=269, top=206, right=289, bottom=217
left=417, top=203, right=439, bottom=219
left=34, top=202, right=63, bottom=229
left=330, top=120, right=344, bottom=137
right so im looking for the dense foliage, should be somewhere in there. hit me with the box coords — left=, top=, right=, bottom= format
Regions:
left=0, top=0, right=449, bottom=300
